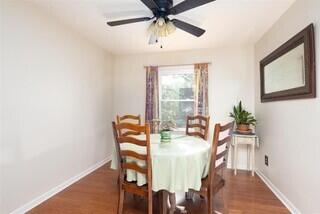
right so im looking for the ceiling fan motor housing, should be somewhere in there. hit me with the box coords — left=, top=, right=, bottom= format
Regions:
left=154, top=0, right=173, bottom=16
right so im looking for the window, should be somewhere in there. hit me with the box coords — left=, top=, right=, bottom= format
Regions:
left=159, top=66, right=195, bottom=129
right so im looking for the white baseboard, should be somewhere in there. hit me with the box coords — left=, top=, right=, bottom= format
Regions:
left=255, top=170, right=301, bottom=214
left=10, top=156, right=112, bottom=214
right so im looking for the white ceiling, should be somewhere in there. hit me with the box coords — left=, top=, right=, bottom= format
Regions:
left=33, top=0, right=295, bottom=55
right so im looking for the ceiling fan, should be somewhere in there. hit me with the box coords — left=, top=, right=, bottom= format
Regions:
left=107, top=0, right=216, bottom=42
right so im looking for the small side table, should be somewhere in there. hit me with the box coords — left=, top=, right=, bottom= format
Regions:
left=231, top=133, right=259, bottom=176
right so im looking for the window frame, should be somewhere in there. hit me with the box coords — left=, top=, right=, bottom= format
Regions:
left=158, top=65, right=195, bottom=130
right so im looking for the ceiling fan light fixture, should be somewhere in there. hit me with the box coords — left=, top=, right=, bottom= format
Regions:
left=159, top=25, right=168, bottom=37
left=166, top=21, right=176, bottom=35
left=156, top=17, right=165, bottom=27
left=148, top=19, right=176, bottom=39
left=148, top=21, right=156, bottom=33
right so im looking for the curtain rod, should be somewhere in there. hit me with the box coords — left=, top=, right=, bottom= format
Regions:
left=143, top=62, right=212, bottom=68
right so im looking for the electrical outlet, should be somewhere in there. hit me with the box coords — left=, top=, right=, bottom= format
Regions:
left=265, top=155, right=269, bottom=166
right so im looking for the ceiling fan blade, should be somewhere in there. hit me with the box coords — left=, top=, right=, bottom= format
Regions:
left=172, top=19, right=205, bottom=37
left=140, top=0, right=160, bottom=13
left=170, top=0, right=216, bottom=15
left=107, top=17, right=152, bottom=26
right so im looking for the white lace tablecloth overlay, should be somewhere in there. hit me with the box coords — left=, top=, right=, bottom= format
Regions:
left=111, top=134, right=211, bottom=193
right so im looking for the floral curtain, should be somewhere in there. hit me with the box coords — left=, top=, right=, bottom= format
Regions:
left=194, top=63, right=209, bottom=116
left=145, top=66, right=159, bottom=133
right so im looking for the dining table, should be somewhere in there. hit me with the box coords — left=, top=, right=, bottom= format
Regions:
left=111, top=133, right=211, bottom=213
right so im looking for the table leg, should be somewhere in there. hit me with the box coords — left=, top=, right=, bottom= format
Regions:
left=159, top=191, right=187, bottom=214
left=185, top=191, right=194, bottom=201
left=247, top=144, right=250, bottom=170
left=169, top=193, right=187, bottom=214
left=231, top=144, right=234, bottom=170
left=159, top=190, right=168, bottom=214
left=168, top=193, right=176, bottom=214
left=234, top=144, right=238, bottom=175
left=251, top=143, right=255, bottom=176
left=231, top=137, right=235, bottom=170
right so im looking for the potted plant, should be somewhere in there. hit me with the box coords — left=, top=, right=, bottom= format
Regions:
left=230, top=101, right=256, bottom=133
left=160, top=120, right=176, bottom=143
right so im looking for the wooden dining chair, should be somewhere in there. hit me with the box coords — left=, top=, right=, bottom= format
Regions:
left=186, top=115, right=210, bottom=140
left=112, top=121, right=153, bottom=214
left=189, top=121, right=234, bottom=214
left=116, top=114, right=142, bottom=136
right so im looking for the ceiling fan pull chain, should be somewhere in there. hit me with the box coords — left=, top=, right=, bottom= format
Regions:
left=160, top=37, right=163, bottom=49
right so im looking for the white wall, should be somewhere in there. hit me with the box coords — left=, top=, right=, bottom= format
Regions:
left=1, top=1, right=114, bottom=213
left=113, top=47, right=255, bottom=169
left=1, top=0, right=4, bottom=213
left=254, top=0, right=320, bottom=212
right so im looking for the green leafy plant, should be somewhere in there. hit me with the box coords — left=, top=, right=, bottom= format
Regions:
left=160, top=120, right=176, bottom=131
left=229, top=101, right=256, bottom=126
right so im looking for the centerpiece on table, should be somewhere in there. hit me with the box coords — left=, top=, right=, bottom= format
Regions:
left=160, top=120, right=176, bottom=143
left=230, top=101, right=257, bottom=134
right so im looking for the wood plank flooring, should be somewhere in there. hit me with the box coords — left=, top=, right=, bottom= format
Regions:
left=29, top=162, right=289, bottom=214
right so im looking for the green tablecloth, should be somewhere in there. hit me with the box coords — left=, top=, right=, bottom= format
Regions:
left=111, top=134, right=211, bottom=193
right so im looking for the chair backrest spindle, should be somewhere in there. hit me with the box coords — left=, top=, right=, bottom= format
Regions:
left=116, top=114, right=142, bottom=136
left=209, top=122, right=234, bottom=185
left=186, top=115, right=210, bottom=140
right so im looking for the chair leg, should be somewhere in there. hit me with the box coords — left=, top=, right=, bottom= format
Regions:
left=148, top=194, right=153, bottom=214
left=159, top=191, right=168, bottom=214
left=168, top=193, right=176, bottom=214
left=118, top=189, right=124, bottom=214
left=221, top=188, right=228, bottom=214
left=208, top=191, right=214, bottom=214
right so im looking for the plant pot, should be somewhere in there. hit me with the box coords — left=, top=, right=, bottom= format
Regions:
left=237, top=124, right=250, bottom=132
left=160, top=130, right=171, bottom=143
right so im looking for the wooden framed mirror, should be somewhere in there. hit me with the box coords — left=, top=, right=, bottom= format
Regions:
left=260, top=24, right=316, bottom=102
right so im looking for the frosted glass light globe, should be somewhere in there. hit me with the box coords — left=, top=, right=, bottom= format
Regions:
left=157, top=17, right=165, bottom=27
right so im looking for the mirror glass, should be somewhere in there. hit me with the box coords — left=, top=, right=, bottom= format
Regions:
left=264, top=44, right=305, bottom=94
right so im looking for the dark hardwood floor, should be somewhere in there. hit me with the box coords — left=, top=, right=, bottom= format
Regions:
left=29, top=162, right=289, bottom=214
